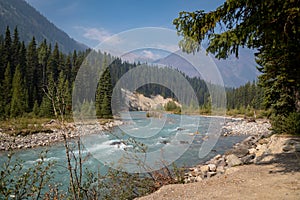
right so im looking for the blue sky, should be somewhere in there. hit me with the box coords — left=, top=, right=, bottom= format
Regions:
left=25, top=0, right=225, bottom=48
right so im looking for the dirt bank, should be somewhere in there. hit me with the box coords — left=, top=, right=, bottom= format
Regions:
left=138, top=135, right=300, bottom=200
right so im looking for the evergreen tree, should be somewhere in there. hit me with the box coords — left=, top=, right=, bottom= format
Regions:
left=47, top=43, right=60, bottom=81
left=10, top=65, right=28, bottom=117
left=71, top=50, right=78, bottom=82
left=39, top=95, right=53, bottom=117
left=32, top=100, right=39, bottom=116
left=38, top=39, right=50, bottom=86
left=0, top=27, right=12, bottom=81
left=56, top=71, right=72, bottom=120
left=173, top=0, right=299, bottom=118
left=26, top=37, right=40, bottom=109
left=96, top=58, right=113, bottom=119
left=3, top=26, right=12, bottom=69
left=100, top=94, right=112, bottom=118
left=12, top=27, right=21, bottom=72
left=3, top=63, right=12, bottom=117
left=65, top=55, right=72, bottom=83
left=19, top=42, right=27, bottom=78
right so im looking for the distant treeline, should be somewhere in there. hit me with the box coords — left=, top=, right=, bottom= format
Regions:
left=0, top=26, right=264, bottom=119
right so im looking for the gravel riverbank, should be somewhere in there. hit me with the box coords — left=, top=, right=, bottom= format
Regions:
left=0, top=120, right=123, bottom=151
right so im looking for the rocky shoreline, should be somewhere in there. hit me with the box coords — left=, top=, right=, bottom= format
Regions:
left=0, top=117, right=273, bottom=152
left=221, top=118, right=271, bottom=136
left=0, top=120, right=123, bottom=151
left=184, top=120, right=300, bottom=183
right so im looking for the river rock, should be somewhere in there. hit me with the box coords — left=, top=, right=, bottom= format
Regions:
left=255, top=144, right=268, bottom=157
left=216, top=165, right=225, bottom=174
left=207, top=172, right=217, bottom=178
left=226, top=154, right=242, bottom=167
left=195, top=176, right=203, bottom=182
left=258, top=155, right=275, bottom=163
left=179, top=141, right=189, bottom=144
left=258, top=138, right=269, bottom=145
left=282, top=145, right=293, bottom=152
left=190, top=170, right=199, bottom=177
left=249, top=148, right=256, bottom=154
left=240, top=154, right=255, bottom=164
left=160, top=140, right=169, bottom=144
left=295, top=144, right=300, bottom=152
left=242, top=136, right=257, bottom=147
left=214, top=154, right=222, bottom=160
left=200, top=165, right=209, bottom=174
left=227, top=146, right=249, bottom=158
left=208, top=164, right=217, bottom=172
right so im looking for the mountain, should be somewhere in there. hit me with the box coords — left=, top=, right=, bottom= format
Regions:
left=0, top=0, right=87, bottom=53
left=155, top=48, right=260, bottom=88
left=212, top=48, right=261, bottom=87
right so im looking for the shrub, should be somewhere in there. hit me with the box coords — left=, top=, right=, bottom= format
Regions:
left=164, top=101, right=181, bottom=114
left=271, top=112, right=300, bottom=135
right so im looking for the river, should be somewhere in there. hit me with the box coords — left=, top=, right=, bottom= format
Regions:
left=0, top=112, right=246, bottom=188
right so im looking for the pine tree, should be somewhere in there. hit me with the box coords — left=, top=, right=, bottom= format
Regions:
left=32, top=100, right=39, bottom=116
left=27, top=37, right=43, bottom=108
left=101, top=94, right=112, bottom=118
left=10, top=65, right=28, bottom=117
left=12, top=27, right=21, bottom=72
left=95, top=57, right=113, bottom=119
left=39, top=95, right=53, bottom=117
left=19, top=42, right=27, bottom=79
left=47, top=43, right=60, bottom=81
left=0, top=26, right=12, bottom=81
left=65, top=55, right=72, bottom=83
left=3, top=26, right=12, bottom=68
left=3, top=63, right=12, bottom=117
left=71, top=50, right=78, bottom=82
left=38, top=39, right=50, bottom=86
left=56, top=71, right=71, bottom=121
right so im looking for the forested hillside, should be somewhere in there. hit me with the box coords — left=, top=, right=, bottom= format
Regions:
left=0, top=27, right=264, bottom=120
left=0, top=0, right=87, bottom=53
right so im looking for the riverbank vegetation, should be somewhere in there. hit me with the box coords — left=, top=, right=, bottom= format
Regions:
left=174, top=0, right=299, bottom=135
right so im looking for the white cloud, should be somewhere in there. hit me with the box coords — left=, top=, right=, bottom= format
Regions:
left=121, top=49, right=169, bottom=63
left=74, top=26, right=113, bottom=42
left=142, top=50, right=162, bottom=60
left=79, top=27, right=112, bottom=42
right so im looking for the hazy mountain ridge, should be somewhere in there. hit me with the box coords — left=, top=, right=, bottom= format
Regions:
left=0, top=0, right=87, bottom=53
left=155, top=48, right=260, bottom=88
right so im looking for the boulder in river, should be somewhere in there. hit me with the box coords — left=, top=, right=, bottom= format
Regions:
left=110, top=141, right=122, bottom=146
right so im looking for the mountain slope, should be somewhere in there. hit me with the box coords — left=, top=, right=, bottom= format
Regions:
left=155, top=48, right=260, bottom=88
left=212, top=48, right=260, bottom=87
left=0, top=0, right=87, bottom=53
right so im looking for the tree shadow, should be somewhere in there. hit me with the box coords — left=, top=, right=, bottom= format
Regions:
left=255, top=151, right=300, bottom=174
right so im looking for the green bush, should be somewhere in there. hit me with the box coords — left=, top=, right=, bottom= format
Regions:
left=164, top=101, right=181, bottom=114
left=271, top=112, right=300, bottom=135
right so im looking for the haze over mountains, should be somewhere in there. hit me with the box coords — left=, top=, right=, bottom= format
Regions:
left=0, top=0, right=260, bottom=87
left=155, top=48, right=260, bottom=88
left=0, top=0, right=87, bottom=53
